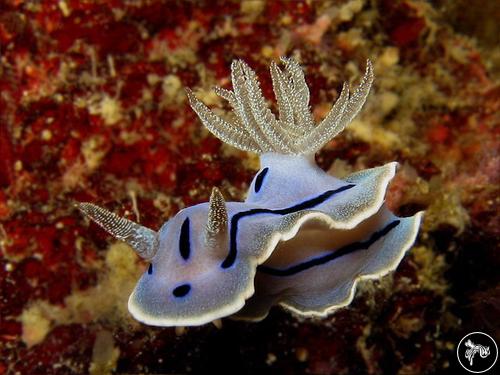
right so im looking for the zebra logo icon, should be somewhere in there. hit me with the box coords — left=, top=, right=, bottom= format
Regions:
left=457, top=332, right=498, bottom=373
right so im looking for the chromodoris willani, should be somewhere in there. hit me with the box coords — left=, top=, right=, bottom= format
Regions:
left=78, top=57, right=422, bottom=327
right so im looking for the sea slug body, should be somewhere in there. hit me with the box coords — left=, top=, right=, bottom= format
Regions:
left=78, top=57, right=422, bottom=326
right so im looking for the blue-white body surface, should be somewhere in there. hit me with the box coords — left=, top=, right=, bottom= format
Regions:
left=78, top=58, right=422, bottom=327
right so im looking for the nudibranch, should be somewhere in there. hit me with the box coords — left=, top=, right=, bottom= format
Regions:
left=77, top=57, right=422, bottom=326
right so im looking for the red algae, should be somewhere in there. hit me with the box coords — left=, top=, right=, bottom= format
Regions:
left=0, top=0, right=498, bottom=374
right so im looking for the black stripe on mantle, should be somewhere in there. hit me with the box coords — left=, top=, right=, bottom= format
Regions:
left=221, top=184, right=356, bottom=269
left=257, top=219, right=400, bottom=276
left=254, top=167, right=269, bottom=193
